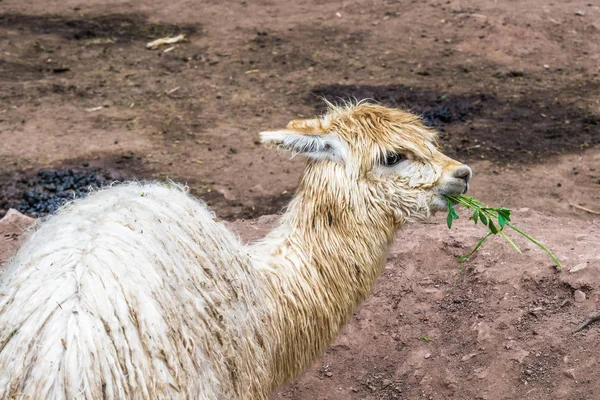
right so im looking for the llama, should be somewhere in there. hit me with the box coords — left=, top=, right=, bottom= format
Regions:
left=0, top=102, right=471, bottom=399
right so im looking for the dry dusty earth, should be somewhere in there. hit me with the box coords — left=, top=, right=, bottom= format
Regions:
left=1, top=0, right=600, bottom=398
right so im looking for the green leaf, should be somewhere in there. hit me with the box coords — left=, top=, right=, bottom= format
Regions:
left=498, top=214, right=506, bottom=228
left=420, top=336, right=433, bottom=342
left=451, top=208, right=459, bottom=220
left=446, top=197, right=458, bottom=229
left=473, top=210, right=479, bottom=224
left=480, top=212, right=488, bottom=225
left=498, top=208, right=512, bottom=221
left=488, top=219, right=498, bottom=234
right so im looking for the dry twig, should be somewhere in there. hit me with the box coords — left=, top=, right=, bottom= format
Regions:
left=569, top=203, right=600, bottom=215
left=573, top=311, right=600, bottom=333
left=146, top=34, right=186, bottom=50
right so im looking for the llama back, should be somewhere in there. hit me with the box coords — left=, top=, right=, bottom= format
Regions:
left=0, top=183, right=273, bottom=399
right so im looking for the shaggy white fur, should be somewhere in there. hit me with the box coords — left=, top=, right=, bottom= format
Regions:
left=0, top=183, right=273, bottom=399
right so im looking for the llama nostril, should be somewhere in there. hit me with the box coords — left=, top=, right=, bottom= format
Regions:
left=452, top=166, right=472, bottom=183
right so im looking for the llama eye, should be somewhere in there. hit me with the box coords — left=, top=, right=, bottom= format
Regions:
left=383, top=153, right=405, bottom=167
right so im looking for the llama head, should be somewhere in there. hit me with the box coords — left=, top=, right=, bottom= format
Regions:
left=260, top=102, right=472, bottom=227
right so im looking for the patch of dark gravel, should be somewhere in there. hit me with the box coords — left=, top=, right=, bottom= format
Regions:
left=16, top=169, right=108, bottom=217
left=421, top=105, right=467, bottom=127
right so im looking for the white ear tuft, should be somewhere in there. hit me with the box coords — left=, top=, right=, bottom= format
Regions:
left=260, top=130, right=347, bottom=164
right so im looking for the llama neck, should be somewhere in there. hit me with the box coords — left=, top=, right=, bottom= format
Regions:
left=251, top=164, right=397, bottom=389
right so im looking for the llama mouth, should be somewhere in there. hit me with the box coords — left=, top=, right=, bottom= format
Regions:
left=430, top=194, right=453, bottom=211
left=438, top=181, right=468, bottom=198
left=432, top=183, right=468, bottom=210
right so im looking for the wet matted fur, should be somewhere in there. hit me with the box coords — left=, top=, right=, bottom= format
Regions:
left=0, top=103, right=471, bottom=399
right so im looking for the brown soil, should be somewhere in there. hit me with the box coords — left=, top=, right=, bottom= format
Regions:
left=228, top=213, right=600, bottom=400
left=1, top=0, right=599, bottom=398
left=3, top=209, right=599, bottom=400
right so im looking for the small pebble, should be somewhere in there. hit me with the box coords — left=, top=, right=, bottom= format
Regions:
left=563, top=369, right=576, bottom=380
left=570, top=263, right=588, bottom=273
left=574, top=290, right=586, bottom=303
left=424, top=353, right=431, bottom=359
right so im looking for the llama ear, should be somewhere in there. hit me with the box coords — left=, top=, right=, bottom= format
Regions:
left=259, top=130, right=347, bottom=164
left=286, top=118, right=323, bottom=133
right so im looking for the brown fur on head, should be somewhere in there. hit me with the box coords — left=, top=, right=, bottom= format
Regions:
left=261, top=102, right=472, bottom=227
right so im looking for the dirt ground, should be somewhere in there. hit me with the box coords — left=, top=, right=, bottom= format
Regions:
left=2, top=207, right=600, bottom=400
left=1, top=0, right=599, bottom=398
